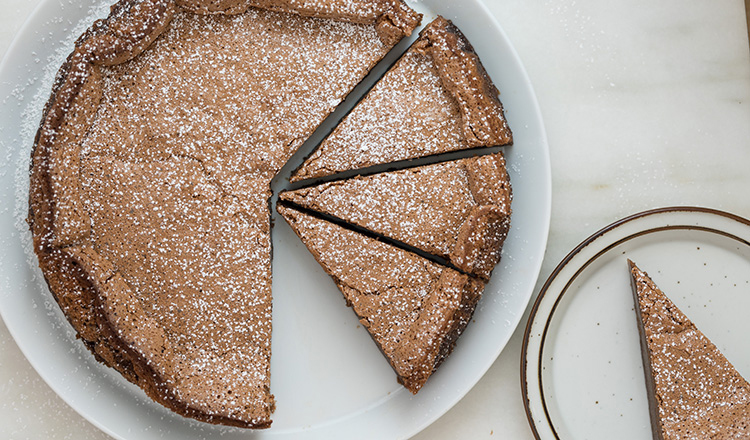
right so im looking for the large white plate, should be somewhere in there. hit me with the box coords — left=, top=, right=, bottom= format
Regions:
left=0, top=1, right=550, bottom=439
left=522, top=207, right=750, bottom=439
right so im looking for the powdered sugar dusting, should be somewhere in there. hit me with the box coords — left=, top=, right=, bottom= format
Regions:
left=12, top=2, right=111, bottom=273
left=280, top=204, right=438, bottom=352
left=291, top=16, right=513, bottom=182
left=631, top=263, right=750, bottom=438
left=284, top=155, right=506, bottom=259
left=34, top=2, right=395, bottom=425
left=294, top=49, right=466, bottom=179
left=283, top=152, right=511, bottom=281
left=278, top=204, right=478, bottom=392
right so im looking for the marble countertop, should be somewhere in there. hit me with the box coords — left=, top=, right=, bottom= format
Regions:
left=1, top=0, right=749, bottom=438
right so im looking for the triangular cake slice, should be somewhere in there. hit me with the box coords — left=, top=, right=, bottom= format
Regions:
left=277, top=204, right=485, bottom=393
left=28, top=0, right=420, bottom=428
left=628, top=260, right=750, bottom=439
left=290, top=16, right=512, bottom=182
left=281, top=152, right=511, bottom=281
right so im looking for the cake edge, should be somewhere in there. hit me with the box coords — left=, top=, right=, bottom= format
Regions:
left=627, top=260, right=666, bottom=440
left=236, top=0, right=422, bottom=45
left=449, top=152, right=512, bottom=281
left=27, top=0, right=277, bottom=428
left=26, top=0, right=422, bottom=428
left=415, top=16, right=512, bottom=148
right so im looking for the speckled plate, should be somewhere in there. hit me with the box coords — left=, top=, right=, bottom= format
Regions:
left=0, top=0, right=550, bottom=439
left=522, top=207, right=750, bottom=440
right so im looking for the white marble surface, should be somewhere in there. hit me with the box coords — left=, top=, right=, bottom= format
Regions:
left=1, top=0, right=749, bottom=439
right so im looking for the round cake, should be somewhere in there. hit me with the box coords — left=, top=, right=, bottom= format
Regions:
left=27, top=0, right=511, bottom=429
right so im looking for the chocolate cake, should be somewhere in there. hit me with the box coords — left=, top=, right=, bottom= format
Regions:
left=277, top=204, right=485, bottom=393
left=290, top=16, right=513, bottom=183
left=281, top=153, right=511, bottom=281
left=629, top=260, right=750, bottom=439
left=27, top=0, right=420, bottom=428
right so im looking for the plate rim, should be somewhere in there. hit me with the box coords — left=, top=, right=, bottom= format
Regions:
left=520, top=206, right=750, bottom=440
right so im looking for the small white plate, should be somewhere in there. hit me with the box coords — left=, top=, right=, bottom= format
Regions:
left=522, top=207, right=750, bottom=440
left=0, top=1, right=550, bottom=439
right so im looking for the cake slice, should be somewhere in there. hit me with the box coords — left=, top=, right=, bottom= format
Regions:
left=277, top=204, right=485, bottom=393
left=290, top=16, right=512, bottom=182
left=628, top=260, right=750, bottom=439
left=28, top=0, right=420, bottom=428
left=281, top=152, right=511, bottom=281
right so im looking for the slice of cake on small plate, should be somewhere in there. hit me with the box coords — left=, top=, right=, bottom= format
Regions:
left=290, top=16, right=512, bottom=183
left=280, top=152, right=511, bottom=281
left=277, top=204, right=485, bottom=393
left=628, top=260, right=750, bottom=439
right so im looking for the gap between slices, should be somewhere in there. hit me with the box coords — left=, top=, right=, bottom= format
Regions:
left=289, top=15, right=513, bottom=183
left=275, top=17, right=514, bottom=392
left=280, top=152, right=512, bottom=281
left=278, top=200, right=468, bottom=274
left=628, top=260, right=750, bottom=439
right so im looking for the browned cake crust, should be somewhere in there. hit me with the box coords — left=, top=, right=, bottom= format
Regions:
left=28, top=0, right=419, bottom=428
left=281, top=153, right=511, bottom=281
left=291, top=15, right=513, bottom=182
left=177, top=0, right=421, bottom=44
left=242, top=0, right=420, bottom=45
left=28, top=0, right=180, bottom=416
left=415, top=16, right=511, bottom=148
left=629, top=260, right=750, bottom=439
left=277, top=204, right=485, bottom=393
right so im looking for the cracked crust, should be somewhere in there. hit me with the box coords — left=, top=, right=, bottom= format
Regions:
left=450, top=153, right=511, bottom=280
left=391, top=270, right=484, bottom=392
left=36, top=0, right=176, bottom=248
left=277, top=204, right=486, bottom=393
left=81, top=0, right=177, bottom=66
left=629, top=261, right=750, bottom=439
left=291, top=15, right=512, bottom=183
left=246, top=0, right=420, bottom=45
left=414, top=16, right=511, bottom=147
left=176, top=0, right=420, bottom=44
left=281, top=152, right=511, bottom=281
left=28, top=0, right=417, bottom=428
left=28, top=34, right=146, bottom=395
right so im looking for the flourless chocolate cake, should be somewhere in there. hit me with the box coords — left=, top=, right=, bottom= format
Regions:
left=291, top=16, right=513, bottom=183
left=281, top=153, right=511, bottom=281
left=27, top=0, right=420, bottom=428
left=629, top=260, right=750, bottom=439
left=277, top=204, right=485, bottom=393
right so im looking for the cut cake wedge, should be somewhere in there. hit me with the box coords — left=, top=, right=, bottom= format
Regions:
left=628, top=260, right=750, bottom=439
left=290, top=16, right=512, bottom=183
left=280, top=152, right=511, bottom=281
left=277, top=204, right=485, bottom=393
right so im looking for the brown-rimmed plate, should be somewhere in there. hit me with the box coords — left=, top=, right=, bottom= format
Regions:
left=522, top=207, right=750, bottom=439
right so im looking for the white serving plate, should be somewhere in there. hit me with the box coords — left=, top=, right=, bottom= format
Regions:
left=522, top=207, right=750, bottom=439
left=0, top=1, right=550, bottom=439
